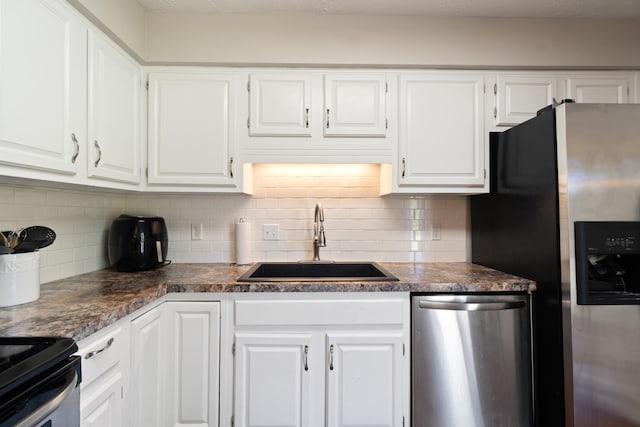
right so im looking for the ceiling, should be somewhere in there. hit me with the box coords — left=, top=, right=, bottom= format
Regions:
left=135, top=0, right=640, bottom=18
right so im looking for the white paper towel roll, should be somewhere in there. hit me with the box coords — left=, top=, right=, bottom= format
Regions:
left=235, top=219, right=251, bottom=265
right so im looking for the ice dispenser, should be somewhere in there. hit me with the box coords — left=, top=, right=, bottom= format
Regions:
left=575, top=221, right=640, bottom=305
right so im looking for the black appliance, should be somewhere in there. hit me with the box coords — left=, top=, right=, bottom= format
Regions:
left=108, top=214, right=169, bottom=272
left=0, top=337, right=81, bottom=426
left=471, top=105, right=564, bottom=427
left=471, top=103, right=640, bottom=426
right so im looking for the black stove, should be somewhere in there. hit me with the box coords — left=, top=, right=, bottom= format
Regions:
left=0, top=337, right=81, bottom=427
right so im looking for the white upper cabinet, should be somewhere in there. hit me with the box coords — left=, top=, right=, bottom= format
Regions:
left=394, top=72, right=486, bottom=191
left=491, top=72, right=636, bottom=130
left=564, top=75, right=631, bottom=104
left=147, top=70, right=240, bottom=188
left=0, top=0, right=86, bottom=175
left=494, top=74, right=557, bottom=127
left=249, top=73, right=312, bottom=137
left=324, top=74, right=387, bottom=137
left=87, top=29, right=142, bottom=185
left=242, top=71, right=393, bottom=163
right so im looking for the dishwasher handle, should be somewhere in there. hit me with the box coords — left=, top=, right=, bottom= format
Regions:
left=417, top=297, right=525, bottom=311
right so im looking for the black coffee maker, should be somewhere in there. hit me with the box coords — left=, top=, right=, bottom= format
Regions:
left=108, top=214, right=170, bottom=271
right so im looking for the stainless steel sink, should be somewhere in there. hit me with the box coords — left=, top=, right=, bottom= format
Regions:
left=237, top=261, right=399, bottom=282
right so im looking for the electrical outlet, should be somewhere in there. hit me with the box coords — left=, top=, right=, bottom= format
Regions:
left=263, top=224, right=279, bottom=241
left=431, top=224, right=442, bottom=241
left=191, top=223, right=203, bottom=240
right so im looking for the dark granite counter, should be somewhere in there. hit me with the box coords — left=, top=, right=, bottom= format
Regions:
left=0, top=262, right=534, bottom=341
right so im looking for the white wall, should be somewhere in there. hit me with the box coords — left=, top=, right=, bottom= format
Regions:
left=64, top=0, right=640, bottom=68
left=67, top=0, right=147, bottom=60
left=0, top=165, right=467, bottom=283
left=145, top=14, right=640, bottom=67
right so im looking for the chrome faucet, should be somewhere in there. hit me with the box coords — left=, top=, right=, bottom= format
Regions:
left=313, top=202, right=326, bottom=261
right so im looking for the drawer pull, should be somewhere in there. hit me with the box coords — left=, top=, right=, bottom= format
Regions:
left=85, top=337, right=114, bottom=359
left=304, top=345, right=309, bottom=371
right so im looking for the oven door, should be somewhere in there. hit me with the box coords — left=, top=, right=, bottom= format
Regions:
left=0, top=356, right=80, bottom=427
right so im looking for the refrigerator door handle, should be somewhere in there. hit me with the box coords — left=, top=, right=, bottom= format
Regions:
left=418, top=299, right=525, bottom=311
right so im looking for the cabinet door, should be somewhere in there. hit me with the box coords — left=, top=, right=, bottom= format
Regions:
left=495, top=75, right=557, bottom=126
left=78, top=322, right=129, bottom=427
left=0, top=0, right=85, bottom=174
left=249, top=73, right=312, bottom=136
left=130, top=305, right=165, bottom=427
left=148, top=72, right=238, bottom=186
left=87, top=29, right=142, bottom=184
left=326, top=333, right=404, bottom=427
left=80, top=373, right=124, bottom=427
left=398, top=73, right=485, bottom=187
left=566, top=77, right=630, bottom=104
left=234, top=333, right=313, bottom=427
left=164, top=301, right=220, bottom=427
left=324, top=74, right=387, bottom=137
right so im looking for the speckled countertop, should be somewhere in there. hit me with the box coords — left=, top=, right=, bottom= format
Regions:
left=0, top=262, right=534, bottom=341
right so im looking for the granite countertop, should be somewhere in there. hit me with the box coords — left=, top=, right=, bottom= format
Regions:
left=0, top=262, right=534, bottom=341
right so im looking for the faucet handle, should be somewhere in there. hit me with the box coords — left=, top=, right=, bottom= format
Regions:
left=318, top=230, right=326, bottom=247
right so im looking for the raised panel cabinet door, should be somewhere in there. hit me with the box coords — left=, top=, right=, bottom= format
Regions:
left=399, top=73, right=485, bottom=186
left=324, top=74, right=387, bottom=137
left=87, top=28, right=142, bottom=184
left=566, top=77, right=630, bottom=104
left=80, top=372, right=124, bottom=427
left=0, top=0, right=85, bottom=174
left=495, top=75, right=557, bottom=126
left=148, top=72, right=237, bottom=186
left=130, top=305, right=165, bottom=427
left=248, top=73, right=312, bottom=136
left=234, top=333, right=313, bottom=427
left=325, top=332, right=404, bottom=427
left=164, top=302, right=220, bottom=427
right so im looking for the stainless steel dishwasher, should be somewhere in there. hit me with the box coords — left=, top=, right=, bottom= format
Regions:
left=412, top=294, right=532, bottom=427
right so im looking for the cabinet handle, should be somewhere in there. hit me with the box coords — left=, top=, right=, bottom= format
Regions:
left=326, top=108, right=330, bottom=129
left=94, top=140, right=102, bottom=168
left=329, top=344, right=334, bottom=371
left=85, top=337, right=114, bottom=360
left=229, top=157, right=234, bottom=179
left=71, top=133, right=79, bottom=164
left=304, top=345, right=309, bottom=371
left=401, top=157, right=406, bottom=178
left=305, top=108, right=310, bottom=129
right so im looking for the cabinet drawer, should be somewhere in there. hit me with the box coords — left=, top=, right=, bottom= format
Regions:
left=77, top=323, right=127, bottom=387
left=235, top=298, right=404, bottom=326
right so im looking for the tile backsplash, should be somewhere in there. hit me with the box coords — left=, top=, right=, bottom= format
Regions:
left=0, top=164, right=469, bottom=283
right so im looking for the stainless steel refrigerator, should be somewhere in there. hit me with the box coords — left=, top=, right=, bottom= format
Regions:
left=471, top=103, right=640, bottom=426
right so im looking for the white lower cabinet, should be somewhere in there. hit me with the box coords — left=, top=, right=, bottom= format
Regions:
left=234, top=333, right=314, bottom=427
left=164, top=301, right=221, bottom=427
left=232, top=296, right=409, bottom=427
left=130, top=303, right=165, bottom=426
left=77, top=295, right=407, bottom=427
left=129, top=301, right=221, bottom=427
left=326, top=333, right=403, bottom=427
left=77, top=321, right=130, bottom=427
